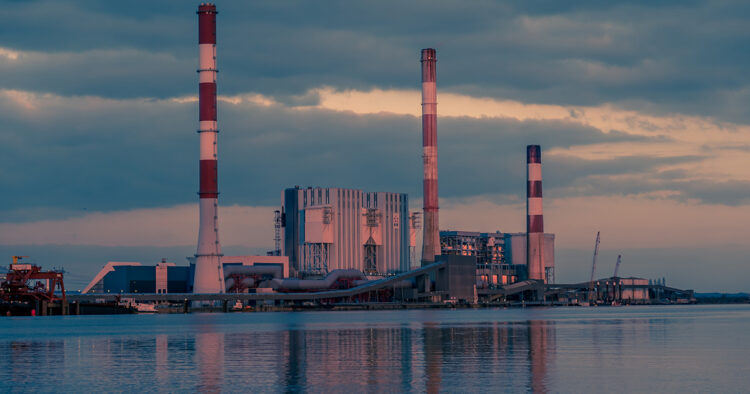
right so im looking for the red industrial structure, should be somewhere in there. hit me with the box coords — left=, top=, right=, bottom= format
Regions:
left=0, top=256, right=66, bottom=309
left=421, top=48, right=440, bottom=265
left=194, top=3, right=225, bottom=293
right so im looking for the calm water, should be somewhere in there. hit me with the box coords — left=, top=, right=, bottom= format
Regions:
left=1, top=305, right=748, bottom=393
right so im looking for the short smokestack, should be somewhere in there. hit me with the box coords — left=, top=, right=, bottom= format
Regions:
left=526, top=145, right=544, bottom=281
left=193, top=3, right=224, bottom=293
left=421, top=48, right=439, bottom=265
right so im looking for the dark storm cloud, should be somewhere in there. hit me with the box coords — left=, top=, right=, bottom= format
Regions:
left=1, top=0, right=748, bottom=122
left=0, top=94, right=195, bottom=215
left=544, top=154, right=703, bottom=192
left=0, top=48, right=193, bottom=99
left=543, top=157, right=750, bottom=206
left=668, top=180, right=750, bottom=206
left=0, top=91, right=696, bottom=221
left=217, top=103, right=675, bottom=207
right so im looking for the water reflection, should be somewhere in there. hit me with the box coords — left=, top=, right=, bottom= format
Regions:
left=201, top=320, right=555, bottom=392
left=3, top=306, right=747, bottom=392
left=196, top=332, right=223, bottom=393
left=528, top=320, right=554, bottom=393
left=423, top=323, right=442, bottom=394
left=0, top=319, right=558, bottom=392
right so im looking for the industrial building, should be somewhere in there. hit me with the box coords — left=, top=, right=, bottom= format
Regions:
left=504, top=233, right=555, bottom=283
left=440, top=231, right=555, bottom=288
left=440, top=231, right=506, bottom=263
left=55, top=7, right=700, bottom=310
left=82, top=261, right=190, bottom=294
left=82, top=256, right=287, bottom=294
left=281, top=186, right=414, bottom=277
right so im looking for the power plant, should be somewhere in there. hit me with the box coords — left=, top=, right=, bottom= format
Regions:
left=16, top=3, right=694, bottom=314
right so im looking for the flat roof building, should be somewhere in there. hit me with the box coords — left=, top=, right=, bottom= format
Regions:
left=82, top=255, right=288, bottom=294
left=82, top=260, right=189, bottom=294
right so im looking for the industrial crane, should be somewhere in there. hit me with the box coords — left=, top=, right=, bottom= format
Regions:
left=613, top=254, right=622, bottom=278
left=588, top=232, right=600, bottom=303
left=2, top=256, right=67, bottom=306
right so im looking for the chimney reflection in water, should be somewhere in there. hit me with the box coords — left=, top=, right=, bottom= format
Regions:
left=195, top=332, right=224, bottom=394
left=120, top=321, right=554, bottom=392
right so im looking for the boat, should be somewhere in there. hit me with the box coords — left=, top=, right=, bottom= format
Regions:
left=135, top=303, right=157, bottom=313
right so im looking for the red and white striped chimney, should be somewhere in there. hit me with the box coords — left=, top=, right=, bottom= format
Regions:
left=193, top=3, right=224, bottom=293
left=526, top=145, right=545, bottom=281
left=421, top=48, right=440, bottom=265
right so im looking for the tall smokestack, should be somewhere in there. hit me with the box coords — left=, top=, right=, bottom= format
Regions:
left=421, top=48, right=439, bottom=265
left=526, top=145, right=545, bottom=281
left=193, top=3, right=224, bottom=293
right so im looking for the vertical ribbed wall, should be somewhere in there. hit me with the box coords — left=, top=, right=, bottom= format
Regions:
left=284, top=187, right=410, bottom=275
left=526, top=145, right=545, bottom=281
left=193, top=3, right=224, bottom=293
left=420, top=48, right=440, bottom=265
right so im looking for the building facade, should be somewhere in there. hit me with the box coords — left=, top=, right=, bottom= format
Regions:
left=282, top=186, right=410, bottom=276
left=440, top=231, right=506, bottom=264
left=440, top=230, right=555, bottom=287
left=82, top=261, right=190, bottom=294
left=82, top=256, right=288, bottom=294
left=440, top=231, right=520, bottom=288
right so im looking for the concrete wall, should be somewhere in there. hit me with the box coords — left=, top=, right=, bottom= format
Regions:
left=436, top=255, right=477, bottom=302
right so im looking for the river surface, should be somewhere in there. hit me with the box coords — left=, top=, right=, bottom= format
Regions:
left=1, top=305, right=748, bottom=393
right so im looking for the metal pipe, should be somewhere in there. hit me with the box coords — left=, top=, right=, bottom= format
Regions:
left=269, top=269, right=364, bottom=290
left=223, top=265, right=283, bottom=279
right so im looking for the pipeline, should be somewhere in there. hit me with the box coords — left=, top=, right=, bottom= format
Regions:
left=223, top=265, right=283, bottom=292
left=269, top=269, right=365, bottom=291
left=223, top=265, right=283, bottom=279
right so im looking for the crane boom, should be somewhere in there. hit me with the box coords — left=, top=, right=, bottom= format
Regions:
left=12, top=256, right=29, bottom=265
left=588, top=232, right=600, bottom=303
left=613, top=254, right=622, bottom=278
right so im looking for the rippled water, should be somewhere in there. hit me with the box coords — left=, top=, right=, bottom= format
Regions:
left=1, top=305, right=748, bottom=393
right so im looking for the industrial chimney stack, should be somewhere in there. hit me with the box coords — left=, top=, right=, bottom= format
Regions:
left=526, top=145, right=545, bottom=281
left=193, top=3, right=224, bottom=293
left=420, top=48, right=440, bottom=265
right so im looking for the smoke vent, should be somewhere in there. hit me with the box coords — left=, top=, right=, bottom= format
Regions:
left=526, top=145, right=545, bottom=281
left=193, top=3, right=224, bottom=293
left=420, top=48, right=440, bottom=265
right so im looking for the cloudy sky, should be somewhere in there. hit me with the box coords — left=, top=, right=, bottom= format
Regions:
left=1, top=0, right=749, bottom=291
